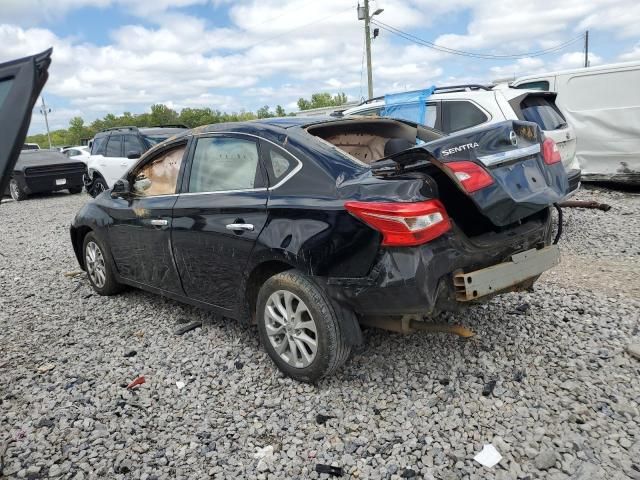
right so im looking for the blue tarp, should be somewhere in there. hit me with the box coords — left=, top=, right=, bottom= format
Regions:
left=380, top=86, right=436, bottom=125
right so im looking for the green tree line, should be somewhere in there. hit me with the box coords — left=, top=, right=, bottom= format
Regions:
left=26, top=92, right=348, bottom=147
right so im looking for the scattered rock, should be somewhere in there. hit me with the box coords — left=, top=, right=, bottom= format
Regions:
left=535, top=449, right=557, bottom=470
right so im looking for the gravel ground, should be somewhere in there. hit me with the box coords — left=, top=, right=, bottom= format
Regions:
left=0, top=187, right=639, bottom=480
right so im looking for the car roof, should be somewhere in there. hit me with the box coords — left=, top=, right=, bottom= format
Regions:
left=513, top=60, right=640, bottom=82
left=139, top=127, right=188, bottom=135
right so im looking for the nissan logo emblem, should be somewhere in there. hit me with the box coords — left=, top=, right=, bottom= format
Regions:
left=509, top=131, right=518, bottom=146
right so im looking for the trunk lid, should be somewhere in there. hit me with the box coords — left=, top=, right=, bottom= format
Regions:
left=373, top=120, right=569, bottom=226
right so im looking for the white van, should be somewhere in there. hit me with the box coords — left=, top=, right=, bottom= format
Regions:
left=512, top=61, right=640, bottom=184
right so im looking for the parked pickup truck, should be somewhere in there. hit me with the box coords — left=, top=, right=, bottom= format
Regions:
left=70, top=116, right=567, bottom=382
left=7, top=149, right=86, bottom=201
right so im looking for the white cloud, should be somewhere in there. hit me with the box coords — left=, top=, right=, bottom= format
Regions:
left=489, top=58, right=546, bottom=81
left=550, top=51, right=602, bottom=70
left=619, top=43, right=640, bottom=62
left=0, top=0, right=635, bottom=135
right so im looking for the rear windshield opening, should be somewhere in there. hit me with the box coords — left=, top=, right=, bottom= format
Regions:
left=306, top=119, right=442, bottom=165
left=518, top=96, right=567, bottom=131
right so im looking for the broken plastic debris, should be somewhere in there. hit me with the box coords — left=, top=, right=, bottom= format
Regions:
left=174, top=321, right=202, bottom=336
left=315, top=464, right=344, bottom=477
left=176, top=381, right=186, bottom=390
left=36, top=363, right=56, bottom=374
left=474, top=444, right=502, bottom=468
left=254, top=445, right=274, bottom=459
left=126, top=376, right=145, bottom=389
left=316, top=413, right=336, bottom=425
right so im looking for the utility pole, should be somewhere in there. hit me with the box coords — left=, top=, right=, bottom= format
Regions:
left=584, top=30, right=589, bottom=68
left=358, top=1, right=384, bottom=100
left=40, top=96, right=52, bottom=149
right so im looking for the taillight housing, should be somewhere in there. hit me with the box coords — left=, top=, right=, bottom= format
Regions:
left=542, top=137, right=562, bottom=165
left=344, top=199, right=451, bottom=247
left=444, top=161, right=494, bottom=193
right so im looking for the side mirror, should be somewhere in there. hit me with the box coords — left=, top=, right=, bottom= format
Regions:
left=133, top=176, right=151, bottom=194
left=111, top=178, right=130, bottom=198
left=127, top=150, right=142, bottom=159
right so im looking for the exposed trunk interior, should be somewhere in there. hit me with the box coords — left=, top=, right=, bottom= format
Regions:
left=306, top=118, right=442, bottom=165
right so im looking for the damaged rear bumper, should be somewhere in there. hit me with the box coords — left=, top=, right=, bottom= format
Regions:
left=323, top=208, right=555, bottom=316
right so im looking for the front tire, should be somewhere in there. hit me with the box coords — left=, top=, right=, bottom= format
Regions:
left=9, top=179, right=27, bottom=201
left=68, top=186, right=83, bottom=194
left=256, top=270, right=351, bottom=383
left=89, top=176, right=108, bottom=198
left=82, top=232, right=123, bottom=296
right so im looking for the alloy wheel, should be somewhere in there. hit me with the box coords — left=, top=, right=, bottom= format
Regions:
left=264, top=290, right=318, bottom=368
left=9, top=180, right=20, bottom=201
left=85, top=241, right=106, bottom=288
left=93, top=180, right=106, bottom=196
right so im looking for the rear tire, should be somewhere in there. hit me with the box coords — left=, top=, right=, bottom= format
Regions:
left=256, top=270, right=351, bottom=383
left=68, top=186, right=83, bottom=194
left=9, top=179, right=27, bottom=201
left=82, top=232, right=123, bottom=296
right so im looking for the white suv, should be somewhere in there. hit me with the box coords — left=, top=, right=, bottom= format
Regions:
left=341, top=84, right=581, bottom=194
left=85, top=125, right=187, bottom=197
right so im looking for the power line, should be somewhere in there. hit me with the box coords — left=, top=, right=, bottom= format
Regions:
left=371, top=19, right=586, bottom=60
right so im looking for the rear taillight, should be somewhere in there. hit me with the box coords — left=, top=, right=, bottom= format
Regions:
left=344, top=199, right=451, bottom=247
left=444, top=161, right=494, bottom=193
left=542, top=138, right=561, bottom=165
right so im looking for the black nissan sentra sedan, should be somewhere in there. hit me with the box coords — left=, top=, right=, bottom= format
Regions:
left=70, top=116, right=568, bottom=382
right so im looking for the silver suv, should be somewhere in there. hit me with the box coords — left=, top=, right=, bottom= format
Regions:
left=342, top=84, right=581, bottom=194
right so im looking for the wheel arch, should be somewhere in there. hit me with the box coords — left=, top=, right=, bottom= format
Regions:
left=243, top=259, right=295, bottom=324
left=70, top=225, right=93, bottom=269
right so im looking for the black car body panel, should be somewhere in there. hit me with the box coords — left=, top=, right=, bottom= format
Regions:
left=11, top=149, right=86, bottom=195
left=375, top=121, right=568, bottom=226
left=71, top=116, right=567, bottom=323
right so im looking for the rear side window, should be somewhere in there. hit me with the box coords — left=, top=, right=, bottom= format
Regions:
left=354, top=107, right=382, bottom=117
left=91, top=136, right=107, bottom=155
left=262, top=144, right=297, bottom=185
left=519, top=96, right=567, bottom=131
left=188, top=136, right=264, bottom=193
left=515, top=80, right=549, bottom=91
left=105, top=135, right=123, bottom=157
left=442, top=101, right=488, bottom=133
left=123, top=135, right=145, bottom=155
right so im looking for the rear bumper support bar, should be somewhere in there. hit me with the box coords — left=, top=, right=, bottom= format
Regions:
left=454, top=245, right=560, bottom=301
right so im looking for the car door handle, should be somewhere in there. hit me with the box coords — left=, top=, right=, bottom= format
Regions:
left=150, top=219, right=168, bottom=226
left=226, top=223, right=254, bottom=232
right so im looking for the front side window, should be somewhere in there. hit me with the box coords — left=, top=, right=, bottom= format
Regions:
left=105, top=135, right=123, bottom=157
left=132, top=144, right=186, bottom=197
left=91, top=136, right=107, bottom=155
left=188, top=136, right=262, bottom=193
left=442, top=101, right=489, bottom=133
left=0, top=77, right=13, bottom=110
